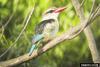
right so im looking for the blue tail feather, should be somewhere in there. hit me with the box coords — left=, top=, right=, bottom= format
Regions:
left=29, top=34, right=43, bottom=56
left=29, top=44, right=36, bottom=56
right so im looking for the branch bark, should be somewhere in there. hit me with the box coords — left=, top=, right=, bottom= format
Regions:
left=71, top=0, right=100, bottom=63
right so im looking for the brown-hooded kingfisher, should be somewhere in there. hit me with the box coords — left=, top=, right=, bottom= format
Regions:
left=29, top=6, right=66, bottom=56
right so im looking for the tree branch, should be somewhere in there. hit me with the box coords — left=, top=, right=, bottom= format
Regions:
left=0, top=6, right=99, bottom=66
left=71, top=0, right=100, bottom=63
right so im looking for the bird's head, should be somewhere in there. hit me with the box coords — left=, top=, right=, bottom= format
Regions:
left=42, top=6, right=66, bottom=20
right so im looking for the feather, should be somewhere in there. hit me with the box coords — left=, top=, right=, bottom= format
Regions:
left=29, top=44, right=36, bottom=56
left=29, top=34, right=43, bottom=56
left=35, top=19, right=55, bottom=34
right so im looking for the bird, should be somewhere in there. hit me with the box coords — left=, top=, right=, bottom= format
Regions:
left=29, top=6, right=66, bottom=56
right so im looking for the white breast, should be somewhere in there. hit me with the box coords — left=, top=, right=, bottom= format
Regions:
left=43, top=20, right=59, bottom=40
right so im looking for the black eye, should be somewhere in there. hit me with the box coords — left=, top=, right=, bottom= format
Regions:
left=46, top=10, right=54, bottom=14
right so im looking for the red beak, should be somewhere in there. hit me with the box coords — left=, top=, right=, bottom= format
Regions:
left=53, top=6, right=66, bottom=13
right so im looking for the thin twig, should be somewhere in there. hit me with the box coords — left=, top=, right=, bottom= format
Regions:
left=88, top=0, right=96, bottom=21
left=89, top=4, right=100, bottom=24
left=92, top=4, right=100, bottom=21
left=80, top=0, right=86, bottom=8
left=3, top=13, right=14, bottom=28
left=90, top=0, right=96, bottom=15
left=0, top=26, right=4, bottom=40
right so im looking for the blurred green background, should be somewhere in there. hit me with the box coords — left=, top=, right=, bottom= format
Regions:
left=0, top=0, right=100, bottom=67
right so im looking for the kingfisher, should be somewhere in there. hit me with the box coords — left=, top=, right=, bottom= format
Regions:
left=29, top=6, right=66, bottom=56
